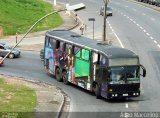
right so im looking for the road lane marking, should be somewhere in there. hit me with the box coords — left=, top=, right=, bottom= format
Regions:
left=113, top=31, right=124, bottom=48
left=146, top=33, right=150, bottom=36
left=150, top=36, right=154, bottom=40
left=118, top=10, right=158, bottom=50
left=125, top=103, right=129, bottom=108
left=154, top=40, right=157, bottom=44
left=130, top=18, right=133, bottom=21
left=143, top=30, right=146, bottom=32
left=133, top=21, right=136, bottom=24
left=107, top=21, right=124, bottom=48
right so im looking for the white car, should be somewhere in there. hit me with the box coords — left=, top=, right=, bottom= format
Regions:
left=100, top=6, right=113, bottom=16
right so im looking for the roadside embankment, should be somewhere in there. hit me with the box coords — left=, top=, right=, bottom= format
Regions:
left=128, top=0, right=160, bottom=12
left=0, top=74, right=67, bottom=118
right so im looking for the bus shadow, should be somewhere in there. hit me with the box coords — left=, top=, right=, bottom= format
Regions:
left=67, top=83, right=147, bottom=103
left=101, top=95, right=147, bottom=103
left=45, top=75, right=148, bottom=103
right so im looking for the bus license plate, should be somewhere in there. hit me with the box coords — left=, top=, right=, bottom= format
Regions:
left=123, top=94, right=128, bottom=96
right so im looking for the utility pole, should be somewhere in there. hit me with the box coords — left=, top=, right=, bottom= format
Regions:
left=103, top=0, right=109, bottom=42
left=54, top=0, right=56, bottom=6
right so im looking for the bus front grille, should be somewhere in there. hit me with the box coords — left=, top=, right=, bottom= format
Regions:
left=109, top=84, right=140, bottom=93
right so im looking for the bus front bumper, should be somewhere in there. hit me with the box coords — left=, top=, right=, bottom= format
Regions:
left=107, top=91, right=140, bottom=99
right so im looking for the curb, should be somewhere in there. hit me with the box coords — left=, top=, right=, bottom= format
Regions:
left=56, top=92, right=65, bottom=118
left=0, top=74, right=66, bottom=118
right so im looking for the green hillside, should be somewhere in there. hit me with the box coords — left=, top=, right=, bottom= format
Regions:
left=0, top=0, right=63, bottom=35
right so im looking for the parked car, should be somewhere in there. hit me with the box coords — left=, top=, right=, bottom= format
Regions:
left=40, top=49, right=44, bottom=60
left=0, top=43, right=21, bottom=59
left=0, top=57, right=4, bottom=65
left=100, top=6, right=113, bottom=16
left=155, top=0, right=160, bottom=6
left=143, top=0, right=150, bottom=3
left=148, top=0, right=156, bottom=5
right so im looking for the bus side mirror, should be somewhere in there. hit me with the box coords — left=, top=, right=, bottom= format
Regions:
left=140, top=65, right=146, bottom=77
left=143, top=69, right=146, bottom=77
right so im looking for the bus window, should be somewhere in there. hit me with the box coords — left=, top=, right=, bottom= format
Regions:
left=49, top=38, right=56, bottom=49
left=60, top=42, right=64, bottom=51
left=56, top=40, right=60, bottom=50
left=65, top=44, right=72, bottom=55
left=82, top=49, right=90, bottom=61
left=74, top=46, right=81, bottom=57
left=92, top=52, right=99, bottom=63
left=100, top=55, right=108, bottom=66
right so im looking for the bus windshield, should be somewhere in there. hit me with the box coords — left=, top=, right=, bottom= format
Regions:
left=109, top=66, right=140, bottom=84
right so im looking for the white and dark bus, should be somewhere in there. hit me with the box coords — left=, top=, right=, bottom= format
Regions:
left=43, top=30, right=146, bottom=99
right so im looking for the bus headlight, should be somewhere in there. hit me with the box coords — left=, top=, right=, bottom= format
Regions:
left=112, top=94, right=115, bottom=97
left=133, top=93, right=136, bottom=95
left=115, top=94, right=118, bottom=97
left=109, top=89, right=112, bottom=92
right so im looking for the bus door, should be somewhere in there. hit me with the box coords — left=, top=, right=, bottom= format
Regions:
left=92, top=52, right=99, bottom=82
left=65, top=44, right=73, bottom=82
left=74, top=48, right=91, bottom=87
left=98, top=55, right=109, bottom=97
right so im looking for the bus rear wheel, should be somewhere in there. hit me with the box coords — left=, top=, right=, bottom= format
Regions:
left=63, top=71, right=69, bottom=85
left=95, top=84, right=101, bottom=99
left=56, top=68, right=62, bottom=82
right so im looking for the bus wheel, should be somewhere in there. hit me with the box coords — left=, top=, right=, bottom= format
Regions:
left=56, top=68, right=62, bottom=82
left=95, top=84, right=101, bottom=99
left=63, top=71, right=69, bottom=85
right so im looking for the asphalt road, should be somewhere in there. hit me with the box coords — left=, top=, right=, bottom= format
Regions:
left=58, top=0, right=160, bottom=111
left=1, top=0, right=160, bottom=117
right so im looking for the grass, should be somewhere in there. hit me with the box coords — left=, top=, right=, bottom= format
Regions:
left=0, top=0, right=63, bottom=36
left=0, top=78, right=37, bottom=114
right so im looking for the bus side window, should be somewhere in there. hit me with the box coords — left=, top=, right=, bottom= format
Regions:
left=74, top=46, right=81, bottom=57
left=92, top=52, right=98, bottom=64
left=49, top=38, right=56, bottom=49
left=60, top=42, right=64, bottom=52
left=100, top=54, right=107, bottom=66
left=92, top=52, right=99, bottom=64
left=65, top=43, right=72, bottom=55
left=81, top=49, right=90, bottom=61
left=56, top=40, right=60, bottom=50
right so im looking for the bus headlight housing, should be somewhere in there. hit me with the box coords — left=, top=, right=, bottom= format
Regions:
left=109, top=89, right=112, bottom=92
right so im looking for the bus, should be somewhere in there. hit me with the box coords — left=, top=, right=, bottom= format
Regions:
left=43, top=30, right=146, bottom=99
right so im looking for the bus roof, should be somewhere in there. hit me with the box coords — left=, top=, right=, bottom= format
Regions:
left=46, top=30, right=138, bottom=59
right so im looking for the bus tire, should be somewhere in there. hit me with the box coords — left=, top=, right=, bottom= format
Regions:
left=95, top=84, right=101, bottom=99
left=63, top=71, right=69, bottom=85
left=56, top=68, right=62, bottom=82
